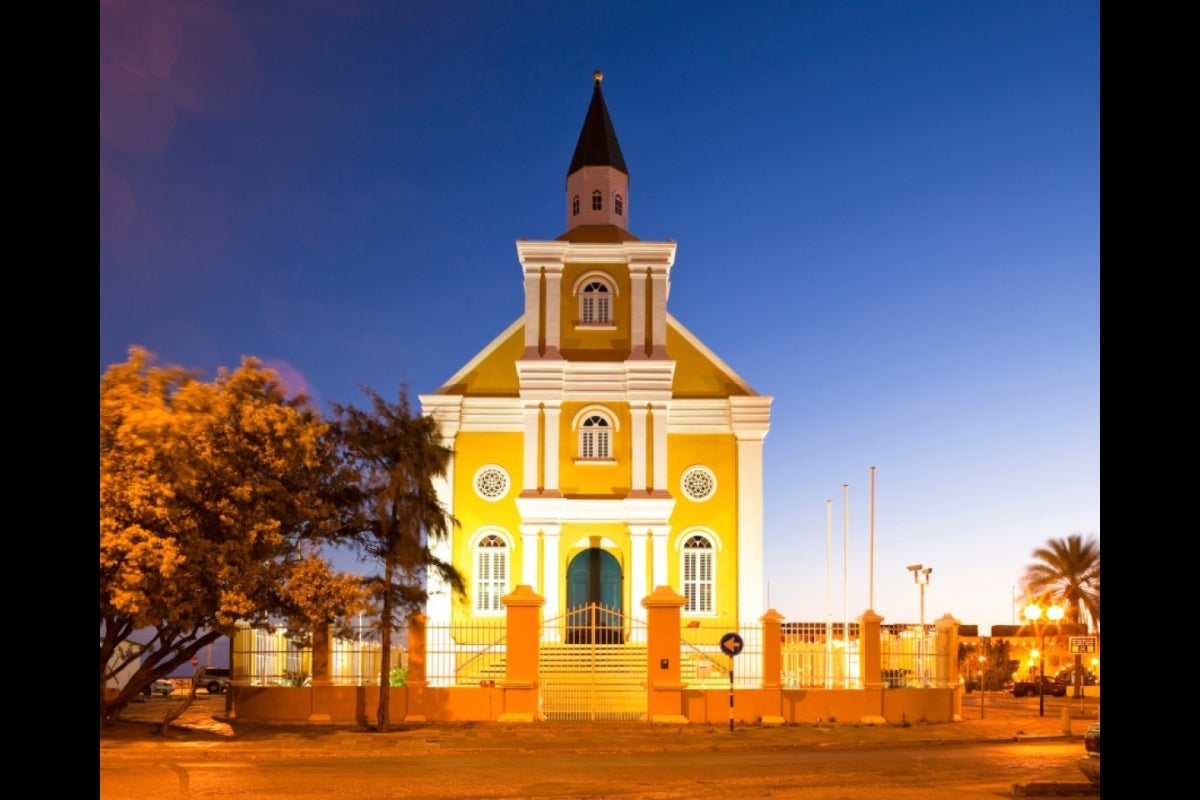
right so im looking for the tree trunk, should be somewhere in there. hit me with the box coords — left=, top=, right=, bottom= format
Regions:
left=376, top=562, right=394, bottom=732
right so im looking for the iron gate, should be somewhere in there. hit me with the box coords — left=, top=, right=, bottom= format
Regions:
left=540, top=604, right=647, bottom=721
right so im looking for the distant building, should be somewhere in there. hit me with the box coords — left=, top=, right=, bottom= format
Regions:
left=957, top=624, right=1099, bottom=682
left=420, top=74, right=773, bottom=634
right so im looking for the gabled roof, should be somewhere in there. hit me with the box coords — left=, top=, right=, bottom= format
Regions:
left=567, top=72, right=628, bottom=176
left=425, top=313, right=762, bottom=400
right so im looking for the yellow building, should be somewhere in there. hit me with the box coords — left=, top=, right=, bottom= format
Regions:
left=419, top=74, right=772, bottom=638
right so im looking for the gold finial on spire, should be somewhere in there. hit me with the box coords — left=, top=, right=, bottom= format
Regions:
left=594, top=70, right=603, bottom=86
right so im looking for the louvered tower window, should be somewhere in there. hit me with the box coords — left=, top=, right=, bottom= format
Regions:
left=579, top=414, right=612, bottom=459
left=580, top=281, right=611, bottom=324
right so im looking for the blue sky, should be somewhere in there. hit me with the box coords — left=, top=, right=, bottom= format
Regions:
left=100, top=1, right=1099, bottom=634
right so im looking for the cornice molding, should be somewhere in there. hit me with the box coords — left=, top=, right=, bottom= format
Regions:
left=516, top=239, right=677, bottom=268
left=515, top=494, right=677, bottom=526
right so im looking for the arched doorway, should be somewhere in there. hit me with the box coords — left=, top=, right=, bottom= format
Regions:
left=566, top=548, right=623, bottom=644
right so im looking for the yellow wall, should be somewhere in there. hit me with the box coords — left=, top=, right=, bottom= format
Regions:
left=667, top=432, right=740, bottom=622
left=558, top=263, right=631, bottom=359
left=557, top=400, right=631, bottom=495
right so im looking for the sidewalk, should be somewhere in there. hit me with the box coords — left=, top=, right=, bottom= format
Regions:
left=102, top=694, right=1098, bottom=759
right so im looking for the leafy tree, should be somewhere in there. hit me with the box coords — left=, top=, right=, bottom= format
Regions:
left=100, top=347, right=358, bottom=728
left=958, top=638, right=1013, bottom=691
left=272, top=547, right=370, bottom=644
left=332, top=388, right=466, bottom=732
left=1021, top=534, right=1100, bottom=632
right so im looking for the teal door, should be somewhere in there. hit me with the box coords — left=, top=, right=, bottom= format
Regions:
left=566, top=548, right=623, bottom=644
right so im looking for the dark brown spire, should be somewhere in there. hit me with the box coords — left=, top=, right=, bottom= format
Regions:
left=567, top=71, right=628, bottom=176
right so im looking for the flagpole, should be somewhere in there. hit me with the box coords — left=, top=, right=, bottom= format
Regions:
left=842, top=483, right=849, bottom=687
left=825, top=498, right=832, bottom=688
left=869, top=466, right=876, bottom=610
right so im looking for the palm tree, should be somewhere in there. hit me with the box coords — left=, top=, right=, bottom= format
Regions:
left=333, top=388, right=466, bottom=731
left=1021, top=534, right=1100, bottom=633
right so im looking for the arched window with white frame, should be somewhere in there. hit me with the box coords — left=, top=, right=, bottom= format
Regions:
left=572, top=195, right=580, bottom=216
left=592, top=189, right=603, bottom=211
left=473, top=532, right=509, bottom=614
left=681, top=533, right=715, bottom=613
left=614, top=194, right=623, bottom=216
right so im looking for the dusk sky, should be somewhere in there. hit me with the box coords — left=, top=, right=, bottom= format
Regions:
left=100, top=1, right=1099, bottom=634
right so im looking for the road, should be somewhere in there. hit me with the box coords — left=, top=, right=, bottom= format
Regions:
left=104, top=691, right=1101, bottom=799
left=102, top=737, right=1091, bottom=799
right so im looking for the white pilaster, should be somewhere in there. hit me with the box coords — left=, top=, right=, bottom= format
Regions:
left=543, top=403, right=561, bottom=492
left=522, top=405, right=540, bottom=492
left=426, top=467, right=454, bottom=627
left=542, top=525, right=562, bottom=640
left=630, top=404, right=648, bottom=492
left=731, top=396, right=772, bottom=627
left=519, top=524, right=541, bottom=593
left=650, top=402, right=669, bottom=492
left=418, top=397, right=462, bottom=629
left=735, top=435, right=765, bottom=626
left=628, top=528, right=648, bottom=601
left=629, top=267, right=647, bottom=358
left=523, top=268, right=540, bottom=356
left=544, top=264, right=563, bottom=357
left=628, top=527, right=649, bottom=642
left=650, top=524, right=671, bottom=589
left=649, top=268, right=669, bottom=357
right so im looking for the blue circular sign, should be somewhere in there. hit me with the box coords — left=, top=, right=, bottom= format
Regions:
left=719, top=632, right=744, bottom=657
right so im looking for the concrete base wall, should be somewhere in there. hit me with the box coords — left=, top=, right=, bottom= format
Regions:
left=229, top=685, right=957, bottom=726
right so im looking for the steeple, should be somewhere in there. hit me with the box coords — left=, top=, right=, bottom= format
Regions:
left=564, top=71, right=631, bottom=235
left=568, top=71, right=628, bottom=175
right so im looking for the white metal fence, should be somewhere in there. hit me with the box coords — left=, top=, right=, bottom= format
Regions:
left=230, top=618, right=948, bottom=690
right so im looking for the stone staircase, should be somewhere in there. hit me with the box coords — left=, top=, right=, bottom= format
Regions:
left=461, top=641, right=729, bottom=688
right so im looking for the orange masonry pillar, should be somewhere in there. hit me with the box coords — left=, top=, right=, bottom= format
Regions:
left=935, top=613, right=961, bottom=721
left=308, top=622, right=334, bottom=724
left=859, top=609, right=886, bottom=724
left=500, top=585, right=545, bottom=722
left=404, top=613, right=428, bottom=722
left=760, top=609, right=785, bottom=725
left=310, top=622, right=332, bottom=686
left=642, top=585, right=688, bottom=724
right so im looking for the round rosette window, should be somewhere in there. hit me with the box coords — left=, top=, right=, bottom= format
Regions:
left=474, top=465, right=510, bottom=501
left=680, top=465, right=716, bottom=501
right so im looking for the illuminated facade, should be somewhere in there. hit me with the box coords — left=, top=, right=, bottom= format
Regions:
left=419, top=74, right=772, bottom=633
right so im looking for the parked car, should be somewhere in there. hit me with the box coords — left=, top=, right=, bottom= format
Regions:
left=200, top=667, right=231, bottom=694
left=1055, top=666, right=1098, bottom=686
left=1077, top=722, right=1100, bottom=784
left=144, top=678, right=175, bottom=697
left=1009, top=676, right=1066, bottom=698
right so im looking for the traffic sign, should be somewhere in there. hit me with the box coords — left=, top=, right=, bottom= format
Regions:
left=719, top=632, right=744, bottom=657
left=1069, top=636, right=1097, bottom=654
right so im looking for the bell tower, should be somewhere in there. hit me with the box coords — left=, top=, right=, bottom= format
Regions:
left=564, top=71, right=630, bottom=233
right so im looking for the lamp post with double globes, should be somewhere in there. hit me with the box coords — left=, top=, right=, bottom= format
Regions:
left=1022, top=602, right=1064, bottom=717
left=907, top=564, right=932, bottom=685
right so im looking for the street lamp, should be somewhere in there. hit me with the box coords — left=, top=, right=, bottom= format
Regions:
left=907, top=564, right=932, bottom=685
left=1022, top=602, right=1064, bottom=717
